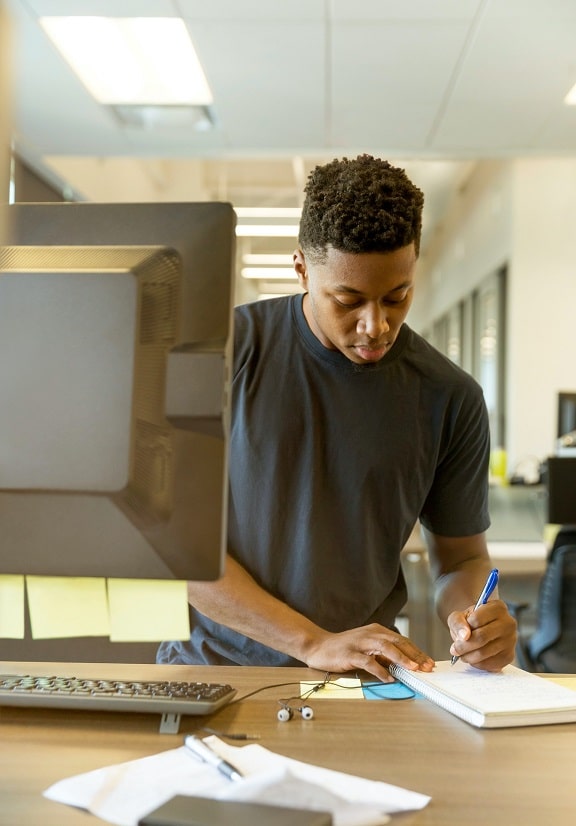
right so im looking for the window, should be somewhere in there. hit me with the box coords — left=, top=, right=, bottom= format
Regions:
left=472, top=267, right=507, bottom=450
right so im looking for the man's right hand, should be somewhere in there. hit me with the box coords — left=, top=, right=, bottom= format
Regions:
left=187, top=555, right=435, bottom=682
left=302, top=623, right=435, bottom=682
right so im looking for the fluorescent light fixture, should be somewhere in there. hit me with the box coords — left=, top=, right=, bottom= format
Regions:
left=111, top=104, right=214, bottom=131
left=242, top=254, right=295, bottom=266
left=235, top=207, right=301, bottom=219
left=565, top=82, right=576, bottom=105
left=235, top=225, right=299, bottom=237
left=40, top=17, right=213, bottom=105
left=241, top=268, right=297, bottom=280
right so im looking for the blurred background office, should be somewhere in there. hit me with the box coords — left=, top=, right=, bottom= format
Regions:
left=4, top=0, right=576, bottom=475
left=2, top=0, right=576, bottom=660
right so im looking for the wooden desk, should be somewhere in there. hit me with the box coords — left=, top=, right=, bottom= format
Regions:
left=1, top=662, right=575, bottom=826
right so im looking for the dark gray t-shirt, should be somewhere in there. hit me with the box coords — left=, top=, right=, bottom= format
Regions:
left=157, top=294, right=490, bottom=666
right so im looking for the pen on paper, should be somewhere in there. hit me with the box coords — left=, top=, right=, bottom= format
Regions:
left=451, top=568, right=499, bottom=666
left=184, top=734, right=243, bottom=782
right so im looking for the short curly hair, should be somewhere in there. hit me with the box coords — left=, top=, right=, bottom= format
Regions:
left=298, top=155, right=424, bottom=262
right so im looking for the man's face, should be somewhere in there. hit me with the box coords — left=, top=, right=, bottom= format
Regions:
left=294, top=244, right=417, bottom=365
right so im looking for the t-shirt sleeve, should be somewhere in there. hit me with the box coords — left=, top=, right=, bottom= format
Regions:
left=419, top=381, right=491, bottom=537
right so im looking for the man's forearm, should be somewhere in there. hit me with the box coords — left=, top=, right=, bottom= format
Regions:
left=433, top=558, right=495, bottom=623
left=423, top=529, right=494, bottom=624
left=186, top=554, right=328, bottom=662
left=187, top=555, right=437, bottom=679
left=424, top=530, right=517, bottom=670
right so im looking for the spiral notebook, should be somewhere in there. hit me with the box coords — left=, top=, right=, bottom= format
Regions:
left=388, top=660, right=576, bottom=729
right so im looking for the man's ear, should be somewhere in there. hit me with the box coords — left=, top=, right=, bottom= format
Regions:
left=293, top=248, right=308, bottom=290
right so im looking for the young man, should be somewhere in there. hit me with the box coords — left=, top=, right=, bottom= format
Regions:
left=158, top=155, right=517, bottom=680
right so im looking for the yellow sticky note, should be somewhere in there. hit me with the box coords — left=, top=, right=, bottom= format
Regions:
left=0, top=575, right=25, bottom=639
left=543, top=523, right=562, bottom=548
left=547, top=677, right=576, bottom=692
left=300, top=677, right=364, bottom=699
left=107, top=579, right=190, bottom=642
left=26, top=576, right=110, bottom=639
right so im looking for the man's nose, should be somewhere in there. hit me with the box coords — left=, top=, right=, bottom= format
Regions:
left=356, top=304, right=390, bottom=338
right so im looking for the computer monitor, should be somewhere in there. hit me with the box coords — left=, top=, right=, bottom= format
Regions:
left=0, top=201, right=235, bottom=581
left=557, top=391, right=576, bottom=439
left=546, top=456, right=576, bottom=526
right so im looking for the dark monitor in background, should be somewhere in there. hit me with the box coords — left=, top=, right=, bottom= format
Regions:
left=546, top=456, right=576, bottom=526
left=0, top=201, right=235, bottom=581
left=557, top=391, right=576, bottom=439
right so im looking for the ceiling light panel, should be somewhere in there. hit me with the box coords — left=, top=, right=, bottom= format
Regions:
left=235, top=207, right=301, bottom=219
left=242, top=254, right=295, bottom=266
left=235, top=225, right=299, bottom=237
left=40, top=17, right=213, bottom=105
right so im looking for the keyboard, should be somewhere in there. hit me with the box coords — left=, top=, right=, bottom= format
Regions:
left=0, top=674, right=236, bottom=733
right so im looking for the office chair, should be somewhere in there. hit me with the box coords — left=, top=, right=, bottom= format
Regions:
left=508, top=527, right=576, bottom=673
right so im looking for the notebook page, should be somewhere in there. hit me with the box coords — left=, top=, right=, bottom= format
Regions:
left=392, top=661, right=576, bottom=714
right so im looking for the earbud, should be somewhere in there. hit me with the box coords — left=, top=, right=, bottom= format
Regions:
left=277, top=705, right=293, bottom=722
left=276, top=702, right=314, bottom=722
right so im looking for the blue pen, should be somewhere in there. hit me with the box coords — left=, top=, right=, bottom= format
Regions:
left=450, top=568, right=499, bottom=665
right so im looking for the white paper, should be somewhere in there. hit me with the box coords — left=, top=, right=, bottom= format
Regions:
left=44, top=736, right=431, bottom=826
